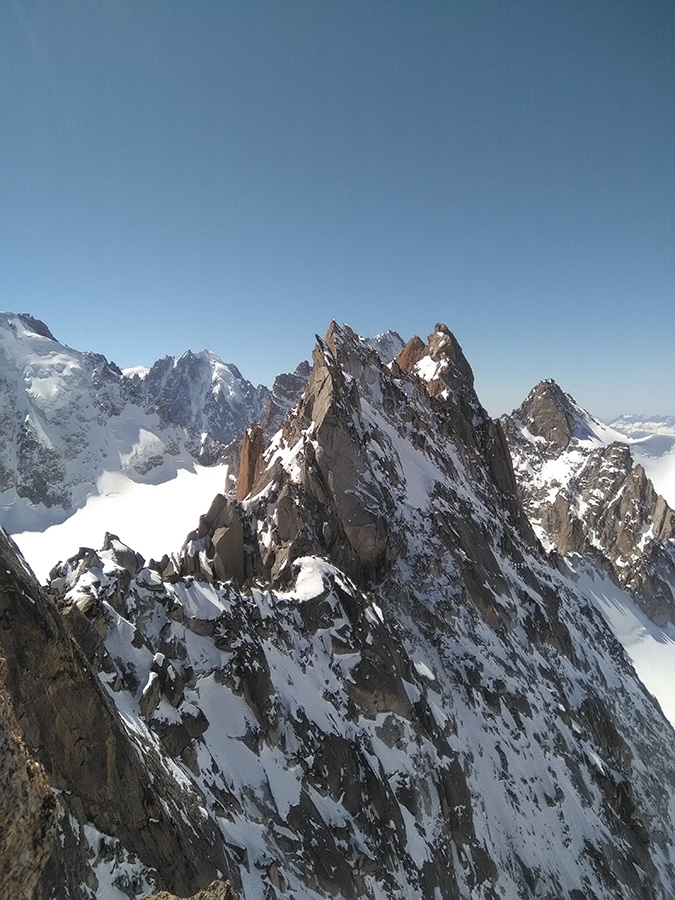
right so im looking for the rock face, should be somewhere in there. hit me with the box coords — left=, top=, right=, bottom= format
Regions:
left=257, top=360, right=311, bottom=441
left=0, top=656, right=57, bottom=900
left=0, top=312, right=266, bottom=531
left=6, top=322, right=675, bottom=899
left=184, top=323, right=529, bottom=593
left=0, top=528, right=231, bottom=899
left=143, top=351, right=268, bottom=465
left=142, top=884, right=238, bottom=900
left=502, top=379, right=675, bottom=625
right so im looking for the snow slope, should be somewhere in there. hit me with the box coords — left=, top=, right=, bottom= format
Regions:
left=13, top=464, right=230, bottom=584
left=574, top=563, right=675, bottom=727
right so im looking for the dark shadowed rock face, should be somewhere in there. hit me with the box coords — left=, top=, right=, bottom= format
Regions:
left=503, top=381, right=675, bottom=625
left=0, top=528, right=231, bottom=900
left=0, top=655, right=57, bottom=900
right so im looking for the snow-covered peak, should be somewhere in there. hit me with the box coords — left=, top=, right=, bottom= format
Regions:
left=142, top=349, right=268, bottom=459
left=122, top=365, right=150, bottom=379
left=362, top=328, right=405, bottom=364
left=503, top=379, right=675, bottom=627
left=506, top=380, right=675, bottom=508
left=0, top=311, right=57, bottom=342
left=0, top=312, right=268, bottom=531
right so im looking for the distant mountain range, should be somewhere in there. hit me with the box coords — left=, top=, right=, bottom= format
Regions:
left=0, top=312, right=269, bottom=532
left=610, top=414, right=675, bottom=439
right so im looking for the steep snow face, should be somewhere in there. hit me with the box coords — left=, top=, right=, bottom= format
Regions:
left=503, top=379, right=675, bottom=624
left=571, top=561, right=675, bottom=728
left=0, top=313, right=265, bottom=532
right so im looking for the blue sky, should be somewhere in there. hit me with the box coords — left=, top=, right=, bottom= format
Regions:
left=2, top=1, right=674, bottom=419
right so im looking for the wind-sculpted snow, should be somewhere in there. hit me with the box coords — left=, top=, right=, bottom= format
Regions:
left=35, top=322, right=675, bottom=899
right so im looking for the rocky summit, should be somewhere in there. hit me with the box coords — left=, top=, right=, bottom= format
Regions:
left=502, top=378, right=675, bottom=626
left=1, top=322, right=675, bottom=900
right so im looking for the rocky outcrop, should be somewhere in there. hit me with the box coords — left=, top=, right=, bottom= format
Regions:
left=0, top=657, right=57, bottom=900
left=235, top=425, right=265, bottom=501
left=142, top=883, right=238, bottom=900
left=257, top=360, right=311, bottom=441
left=0, top=528, right=231, bottom=899
left=503, top=380, right=675, bottom=624
left=183, top=322, right=533, bottom=594
left=511, top=378, right=591, bottom=451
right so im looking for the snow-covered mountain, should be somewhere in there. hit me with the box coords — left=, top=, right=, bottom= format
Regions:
left=502, top=380, right=675, bottom=621
left=141, top=351, right=268, bottom=465
left=0, top=313, right=267, bottom=534
left=3, top=322, right=675, bottom=900
left=502, top=379, right=675, bottom=626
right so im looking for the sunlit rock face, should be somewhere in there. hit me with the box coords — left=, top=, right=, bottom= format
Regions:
left=5, top=321, right=675, bottom=899
left=503, top=379, right=675, bottom=625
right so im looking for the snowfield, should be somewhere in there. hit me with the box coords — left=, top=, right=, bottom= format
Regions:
left=14, top=464, right=230, bottom=583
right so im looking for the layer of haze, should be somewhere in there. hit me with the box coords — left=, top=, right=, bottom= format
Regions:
left=2, top=1, right=674, bottom=420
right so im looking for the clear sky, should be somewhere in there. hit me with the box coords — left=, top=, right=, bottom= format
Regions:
left=2, top=0, right=674, bottom=420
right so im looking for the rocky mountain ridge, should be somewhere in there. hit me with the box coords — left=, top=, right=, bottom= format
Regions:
left=502, top=379, right=675, bottom=626
left=2, top=323, right=675, bottom=898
